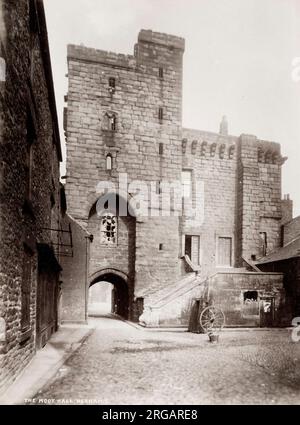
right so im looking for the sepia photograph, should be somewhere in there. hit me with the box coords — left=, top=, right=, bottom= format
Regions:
left=0, top=0, right=300, bottom=413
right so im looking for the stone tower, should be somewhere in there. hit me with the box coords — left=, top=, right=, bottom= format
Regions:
left=65, top=30, right=185, bottom=319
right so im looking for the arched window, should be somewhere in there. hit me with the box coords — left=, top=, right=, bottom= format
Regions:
left=103, top=112, right=117, bottom=131
left=100, top=213, right=117, bottom=245
left=106, top=154, right=112, bottom=171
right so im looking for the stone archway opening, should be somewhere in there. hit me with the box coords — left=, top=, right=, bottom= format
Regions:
left=88, top=281, right=113, bottom=317
left=89, top=272, right=129, bottom=320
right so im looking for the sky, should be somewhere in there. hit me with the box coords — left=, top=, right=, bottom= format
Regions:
left=44, top=0, right=300, bottom=216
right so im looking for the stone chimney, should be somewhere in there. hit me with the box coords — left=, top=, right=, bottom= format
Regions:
left=281, top=194, right=293, bottom=225
left=219, top=115, right=228, bottom=136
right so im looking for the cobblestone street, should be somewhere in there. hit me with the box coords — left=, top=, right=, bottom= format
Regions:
left=30, top=316, right=300, bottom=405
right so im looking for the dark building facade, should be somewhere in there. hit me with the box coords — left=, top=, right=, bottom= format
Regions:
left=258, top=214, right=300, bottom=322
left=63, top=29, right=291, bottom=327
left=0, top=0, right=63, bottom=392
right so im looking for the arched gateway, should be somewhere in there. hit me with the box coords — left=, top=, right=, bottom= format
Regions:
left=89, top=269, right=130, bottom=319
left=87, top=194, right=136, bottom=320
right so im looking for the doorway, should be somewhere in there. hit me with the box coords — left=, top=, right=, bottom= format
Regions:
left=89, top=272, right=129, bottom=320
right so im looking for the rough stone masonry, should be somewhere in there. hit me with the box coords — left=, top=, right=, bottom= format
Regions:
left=0, top=0, right=63, bottom=392
left=62, top=29, right=291, bottom=327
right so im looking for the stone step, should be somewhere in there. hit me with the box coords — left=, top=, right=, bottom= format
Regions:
left=145, top=273, right=198, bottom=306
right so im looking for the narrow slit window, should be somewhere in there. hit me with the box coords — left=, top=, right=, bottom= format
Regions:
left=259, top=232, right=267, bottom=257
left=156, top=181, right=162, bottom=195
left=159, top=143, right=164, bottom=155
left=181, top=170, right=192, bottom=198
left=159, top=67, right=164, bottom=79
left=106, top=154, right=112, bottom=171
left=110, top=115, right=116, bottom=131
left=158, top=107, right=163, bottom=121
left=109, top=77, right=116, bottom=88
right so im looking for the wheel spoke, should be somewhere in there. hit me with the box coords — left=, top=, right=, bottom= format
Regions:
left=200, top=305, right=225, bottom=332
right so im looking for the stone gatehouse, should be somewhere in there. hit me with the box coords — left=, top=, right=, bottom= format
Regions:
left=62, top=29, right=291, bottom=327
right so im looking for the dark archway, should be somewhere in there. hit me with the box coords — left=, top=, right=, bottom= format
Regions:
left=89, top=271, right=129, bottom=320
left=87, top=192, right=136, bottom=321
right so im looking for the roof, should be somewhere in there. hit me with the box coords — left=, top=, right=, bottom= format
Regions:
left=256, top=237, right=300, bottom=264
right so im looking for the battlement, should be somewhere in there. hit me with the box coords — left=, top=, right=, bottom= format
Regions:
left=256, top=138, right=281, bottom=153
left=67, top=44, right=136, bottom=69
left=67, top=29, right=185, bottom=70
left=183, top=127, right=238, bottom=145
left=138, top=29, right=185, bottom=51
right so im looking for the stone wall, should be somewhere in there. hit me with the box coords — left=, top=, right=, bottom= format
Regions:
left=210, top=271, right=286, bottom=327
left=181, top=128, right=238, bottom=278
left=181, top=129, right=284, bottom=271
left=0, top=0, right=62, bottom=392
left=88, top=212, right=135, bottom=280
left=60, top=214, right=90, bottom=324
left=236, top=135, right=283, bottom=263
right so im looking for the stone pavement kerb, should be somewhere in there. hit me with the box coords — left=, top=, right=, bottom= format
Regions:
left=0, top=324, right=93, bottom=405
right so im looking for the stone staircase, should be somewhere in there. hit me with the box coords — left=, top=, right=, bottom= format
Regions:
left=139, top=266, right=284, bottom=327
left=140, top=272, right=209, bottom=326
left=146, top=273, right=199, bottom=305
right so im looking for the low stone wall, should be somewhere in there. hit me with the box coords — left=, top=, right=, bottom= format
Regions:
left=140, top=270, right=286, bottom=328
left=209, top=271, right=286, bottom=327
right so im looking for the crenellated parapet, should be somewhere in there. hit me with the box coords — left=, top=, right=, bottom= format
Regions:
left=182, top=129, right=287, bottom=166
left=138, top=29, right=185, bottom=51
left=181, top=136, right=236, bottom=160
left=67, top=44, right=136, bottom=69
left=257, top=144, right=287, bottom=165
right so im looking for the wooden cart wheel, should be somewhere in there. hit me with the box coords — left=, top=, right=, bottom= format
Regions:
left=199, top=306, right=225, bottom=334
